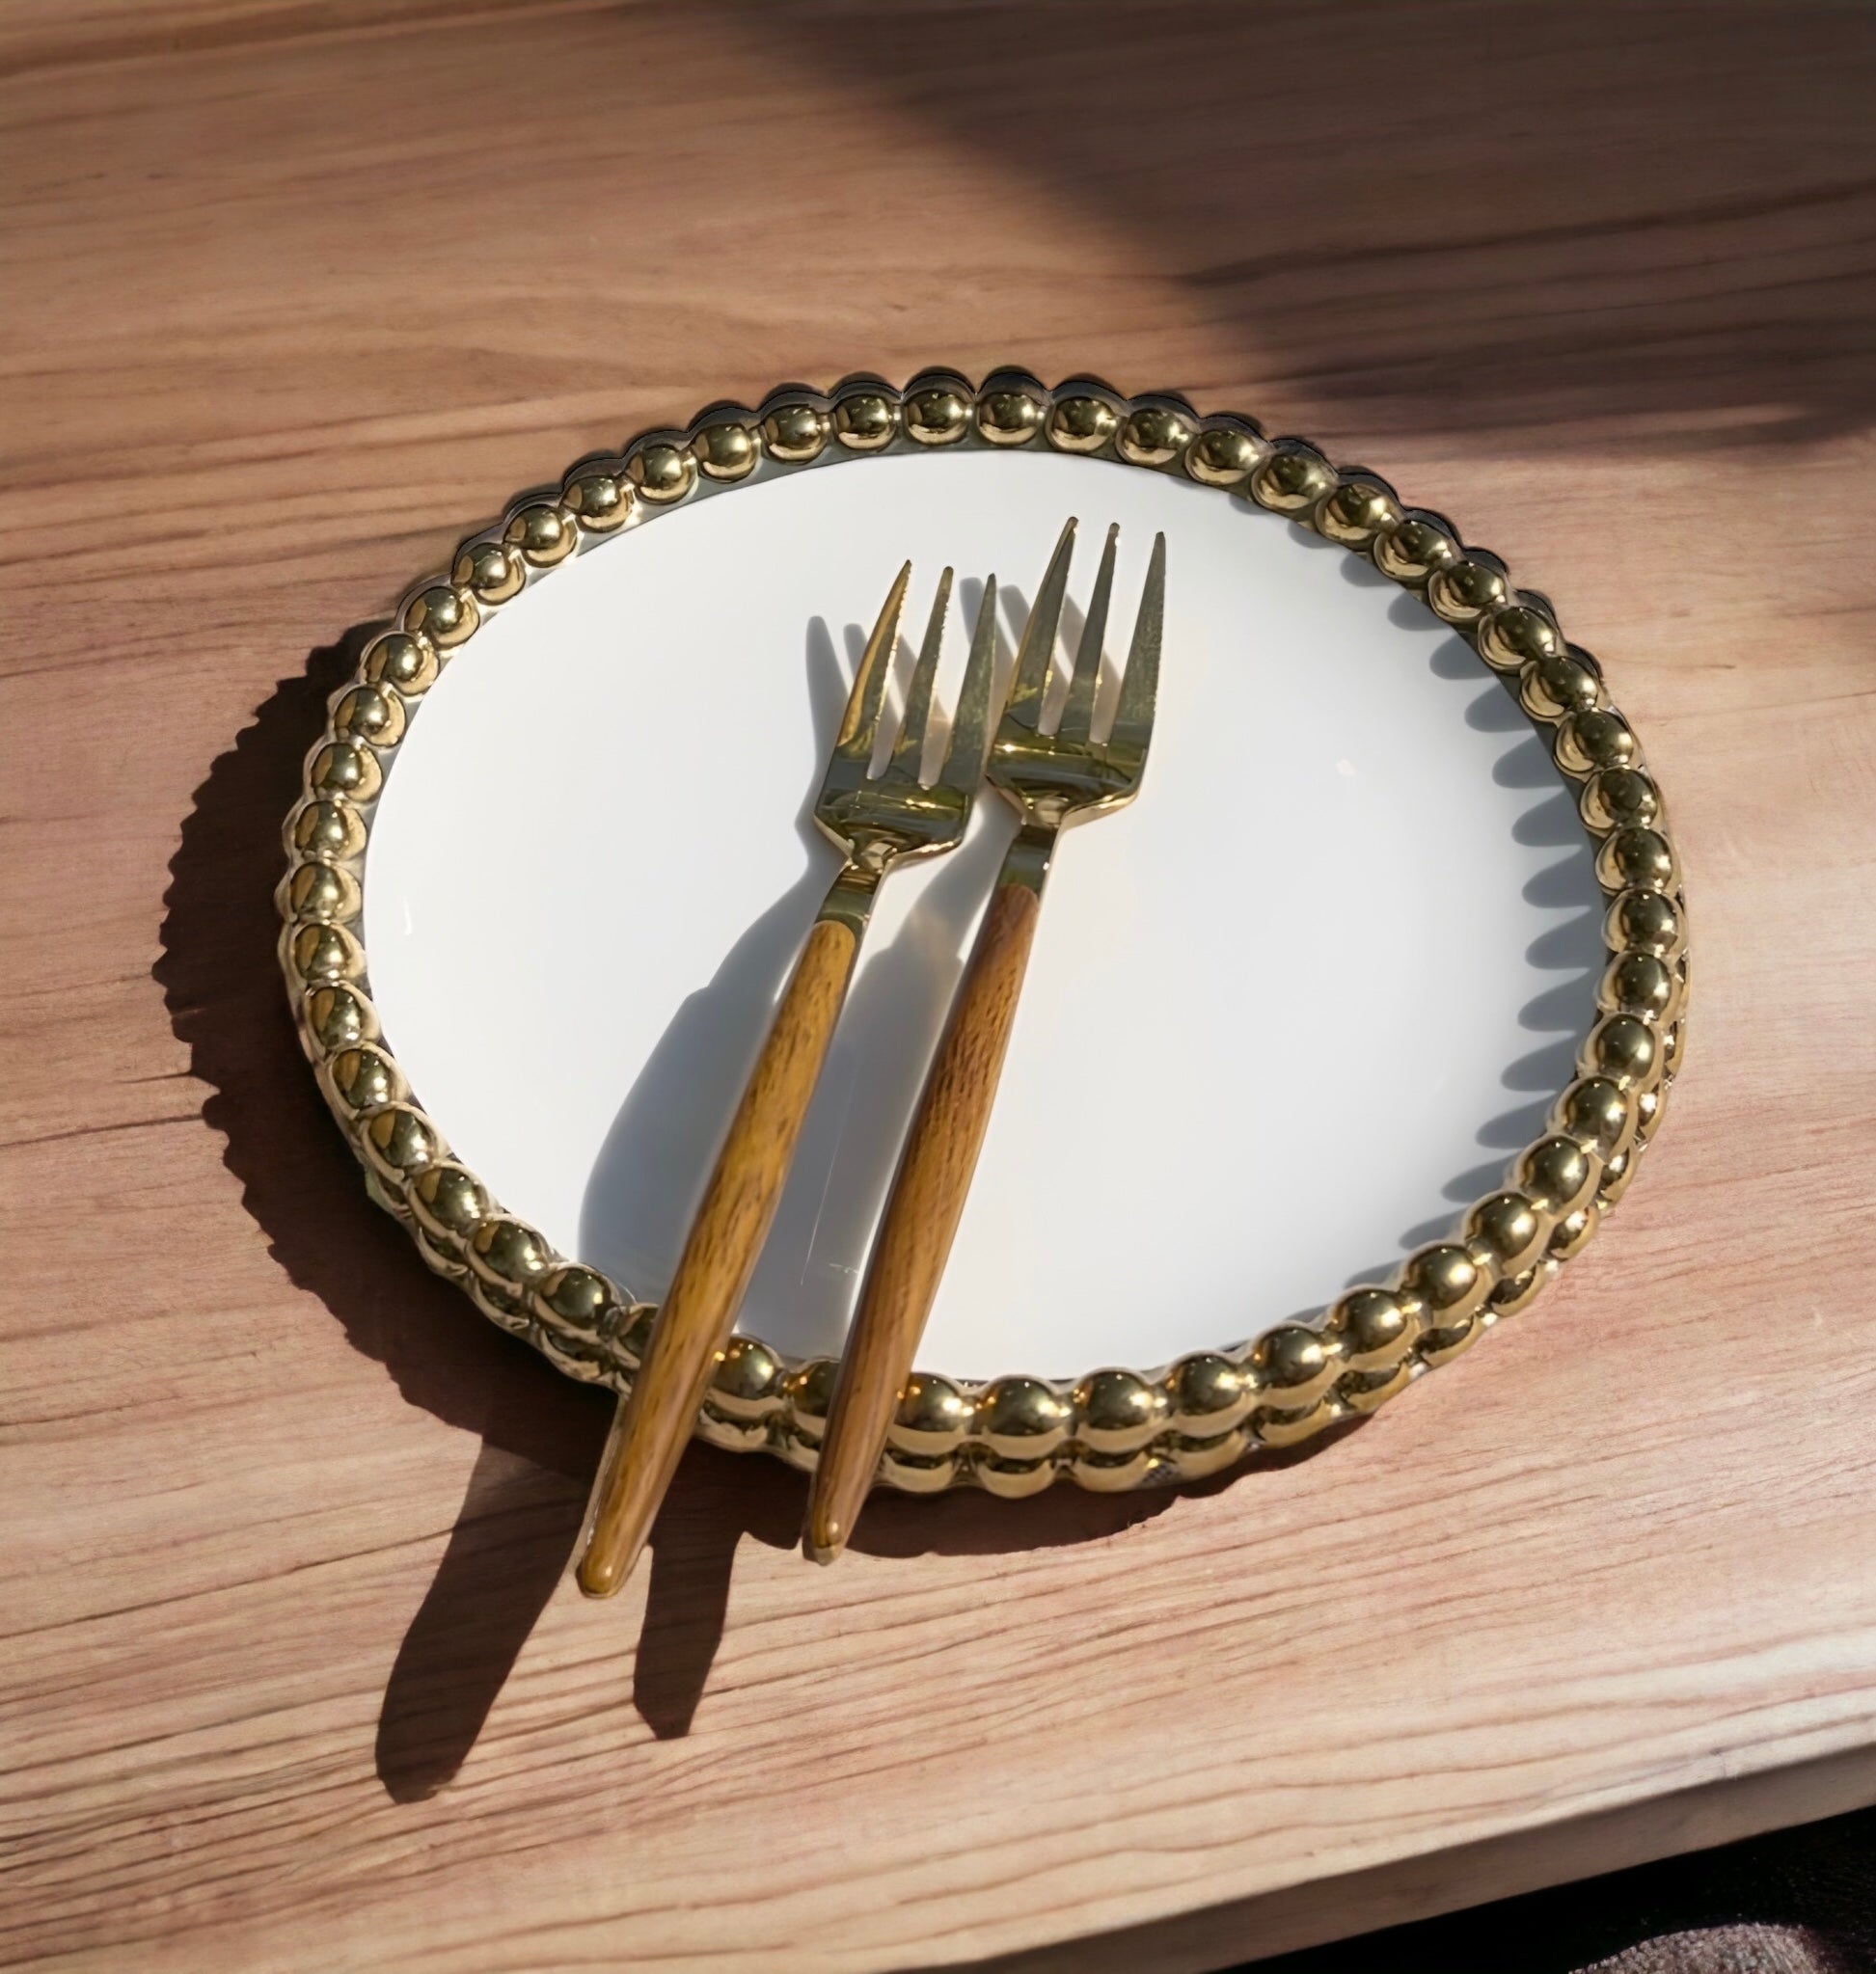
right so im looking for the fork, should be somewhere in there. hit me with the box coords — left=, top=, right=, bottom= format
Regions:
left=805, top=518, right=1166, bottom=1564
left=577, top=561, right=1003, bottom=1597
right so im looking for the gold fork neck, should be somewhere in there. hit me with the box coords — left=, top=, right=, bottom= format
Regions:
left=816, top=857, right=885, bottom=938
left=998, top=817, right=1059, bottom=897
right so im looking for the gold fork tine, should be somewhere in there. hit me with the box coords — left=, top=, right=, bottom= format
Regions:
left=936, top=577, right=999, bottom=795
left=886, top=567, right=953, bottom=781
left=1058, top=523, right=1119, bottom=743
left=1109, top=531, right=1167, bottom=757
left=1003, top=517, right=1076, bottom=734
left=830, top=560, right=910, bottom=771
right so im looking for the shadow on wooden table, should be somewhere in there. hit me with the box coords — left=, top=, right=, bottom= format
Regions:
left=154, top=638, right=1318, bottom=1798
left=713, top=0, right=1876, bottom=453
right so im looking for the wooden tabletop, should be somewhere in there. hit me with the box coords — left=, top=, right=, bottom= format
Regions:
left=5, top=4, right=1875, bottom=1969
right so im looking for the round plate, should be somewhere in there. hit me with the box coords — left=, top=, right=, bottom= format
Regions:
left=280, top=371, right=1687, bottom=1495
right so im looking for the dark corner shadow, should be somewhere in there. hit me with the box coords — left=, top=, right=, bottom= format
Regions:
left=709, top=0, right=1876, bottom=449
left=155, top=624, right=611, bottom=1803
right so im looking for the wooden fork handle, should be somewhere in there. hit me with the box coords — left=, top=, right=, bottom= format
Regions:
left=806, top=876, right=1043, bottom=1564
left=578, top=915, right=859, bottom=1597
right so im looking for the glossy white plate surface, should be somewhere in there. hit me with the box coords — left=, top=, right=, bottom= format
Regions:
left=365, top=449, right=1601, bottom=1379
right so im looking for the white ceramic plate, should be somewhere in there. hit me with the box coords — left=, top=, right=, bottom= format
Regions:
left=363, top=445, right=1603, bottom=1381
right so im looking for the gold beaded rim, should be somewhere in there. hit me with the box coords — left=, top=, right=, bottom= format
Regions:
left=279, top=366, right=1687, bottom=1498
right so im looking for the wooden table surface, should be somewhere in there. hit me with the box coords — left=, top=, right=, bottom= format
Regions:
left=5, top=4, right=1875, bottom=1969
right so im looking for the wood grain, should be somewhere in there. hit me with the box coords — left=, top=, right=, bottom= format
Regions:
left=810, top=881, right=1042, bottom=1563
left=3, top=2, right=1875, bottom=1970
left=582, top=916, right=858, bottom=1597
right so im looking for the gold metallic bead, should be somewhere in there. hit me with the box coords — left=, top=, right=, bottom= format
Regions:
left=1184, top=423, right=1263, bottom=489
left=1520, top=648, right=1604, bottom=721
left=832, top=390, right=899, bottom=451
left=1071, top=1444, right=1156, bottom=1492
left=468, top=1273, right=530, bottom=1332
left=781, top=1357, right=839, bottom=1441
left=888, top=1372, right=973, bottom=1458
left=1249, top=444, right=1335, bottom=515
left=410, top=1163, right=488, bottom=1246
left=331, top=684, right=406, bottom=751
left=1329, top=1286, right=1416, bottom=1370
left=1255, top=1394, right=1339, bottom=1447
left=612, top=1303, right=656, bottom=1367
left=1548, top=1203, right=1599, bottom=1259
left=326, top=1043, right=404, bottom=1112
left=977, top=1376, right=1072, bottom=1461
left=1163, top=1352, right=1253, bottom=1434
left=1600, top=950, right=1677, bottom=1025
left=1427, top=558, right=1509, bottom=626
left=1117, top=404, right=1194, bottom=469
left=693, top=419, right=759, bottom=481
left=1606, top=886, right=1684, bottom=958
left=283, top=858, right=360, bottom=925
left=761, top=401, right=831, bottom=463
left=1518, top=1134, right=1598, bottom=1218
left=403, top=584, right=477, bottom=647
left=1552, top=1075, right=1636, bottom=1161
left=303, top=983, right=377, bottom=1054
left=1167, top=1423, right=1251, bottom=1479
left=307, top=740, right=382, bottom=804
left=1489, top=1264, right=1549, bottom=1317
left=904, top=384, right=971, bottom=446
left=1046, top=393, right=1119, bottom=454
left=1416, top=1311, right=1482, bottom=1368
left=1074, top=1367, right=1167, bottom=1455
left=287, top=798, right=366, bottom=863
left=1398, top=1245, right=1487, bottom=1326
left=880, top=1447, right=960, bottom=1495
left=1373, top=515, right=1460, bottom=585
left=1595, top=825, right=1677, bottom=894
left=1581, top=767, right=1662, bottom=832
left=627, top=442, right=696, bottom=503
left=469, top=1217, right=553, bottom=1292
left=1252, top=1322, right=1339, bottom=1404
left=1477, top=604, right=1563, bottom=674
left=535, top=1263, right=621, bottom=1340
left=975, top=385, right=1046, bottom=446
left=1598, top=1148, right=1637, bottom=1205
left=414, top=1223, right=468, bottom=1282
left=705, top=1334, right=785, bottom=1420
left=1464, top=1191, right=1545, bottom=1276
left=1316, top=477, right=1401, bottom=550
left=1339, top=1361, right=1415, bottom=1413
left=363, top=630, right=438, bottom=696
left=562, top=470, right=632, bottom=532
left=1554, top=707, right=1639, bottom=778
left=975, top=1451, right=1058, bottom=1499
left=286, top=920, right=364, bottom=986
left=1583, top=1012, right=1659, bottom=1090
left=504, top=502, right=578, bottom=567
left=361, top=1103, right=440, bottom=1179
left=452, top=540, right=526, bottom=606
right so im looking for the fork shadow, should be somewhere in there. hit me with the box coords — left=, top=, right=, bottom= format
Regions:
left=156, top=594, right=1314, bottom=1804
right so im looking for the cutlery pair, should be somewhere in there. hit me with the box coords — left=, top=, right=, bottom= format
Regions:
left=577, top=518, right=1165, bottom=1595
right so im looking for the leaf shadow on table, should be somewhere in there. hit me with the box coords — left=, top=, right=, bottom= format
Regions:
left=155, top=621, right=1345, bottom=1805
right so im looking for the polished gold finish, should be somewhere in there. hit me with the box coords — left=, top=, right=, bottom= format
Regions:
left=576, top=559, right=1004, bottom=1593
left=1184, top=423, right=1264, bottom=488
left=806, top=519, right=1166, bottom=1562
left=280, top=370, right=1688, bottom=1502
left=693, top=419, right=759, bottom=481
